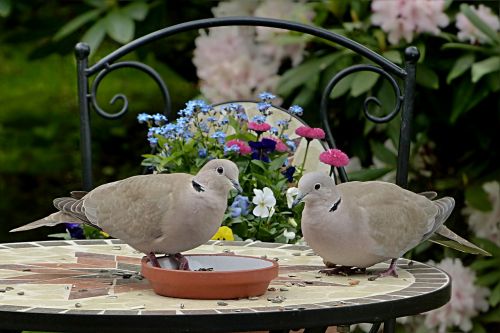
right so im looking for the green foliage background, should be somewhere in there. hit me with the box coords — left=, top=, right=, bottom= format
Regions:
left=0, top=0, right=499, bottom=331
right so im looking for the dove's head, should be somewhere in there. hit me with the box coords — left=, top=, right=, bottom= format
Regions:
left=194, top=159, right=242, bottom=194
left=293, top=172, right=339, bottom=207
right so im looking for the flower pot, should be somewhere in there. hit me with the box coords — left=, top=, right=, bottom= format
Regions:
left=141, top=254, right=279, bottom=299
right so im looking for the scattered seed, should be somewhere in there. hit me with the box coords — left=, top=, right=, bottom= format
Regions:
left=267, top=287, right=276, bottom=291
left=268, top=296, right=286, bottom=303
left=112, top=246, right=122, bottom=250
left=134, top=275, right=144, bottom=280
left=217, top=301, right=228, bottom=306
left=348, top=280, right=360, bottom=286
left=297, top=282, right=306, bottom=287
left=64, top=286, right=70, bottom=290
left=196, top=267, right=214, bottom=272
left=304, top=281, right=314, bottom=285
left=5, top=287, right=14, bottom=291
left=285, top=282, right=293, bottom=287
left=180, top=304, right=185, bottom=309
left=79, top=289, right=88, bottom=292
left=248, top=296, right=259, bottom=300
left=100, top=269, right=108, bottom=273
left=273, top=257, right=279, bottom=261
left=130, top=305, right=145, bottom=310
left=107, top=295, right=118, bottom=299
left=22, top=268, right=31, bottom=272
left=279, top=287, right=289, bottom=291
left=306, top=252, right=317, bottom=256
left=74, top=303, right=82, bottom=308
left=223, top=249, right=231, bottom=253
left=288, top=274, right=297, bottom=278
left=234, top=309, right=242, bottom=312
left=315, top=275, right=322, bottom=279
left=0, top=289, right=6, bottom=293
left=260, top=255, right=267, bottom=259
left=17, top=291, right=24, bottom=296
left=292, top=252, right=301, bottom=256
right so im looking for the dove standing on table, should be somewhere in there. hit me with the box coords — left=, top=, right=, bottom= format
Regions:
left=294, top=172, right=490, bottom=280
left=10, top=159, right=241, bottom=270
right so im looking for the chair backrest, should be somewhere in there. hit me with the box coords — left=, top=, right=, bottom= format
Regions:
left=75, top=16, right=419, bottom=191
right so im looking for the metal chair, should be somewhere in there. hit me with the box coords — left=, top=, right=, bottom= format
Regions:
left=74, top=16, right=419, bottom=333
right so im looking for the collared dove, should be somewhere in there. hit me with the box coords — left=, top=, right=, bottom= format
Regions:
left=294, top=172, right=490, bottom=279
left=10, top=159, right=241, bottom=270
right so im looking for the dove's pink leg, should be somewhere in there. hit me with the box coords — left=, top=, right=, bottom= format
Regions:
left=174, top=253, right=190, bottom=271
left=368, top=258, right=398, bottom=281
left=147, top=252, right=161, bottom=268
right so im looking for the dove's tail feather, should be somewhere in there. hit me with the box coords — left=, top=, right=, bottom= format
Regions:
left=421, top=197, right=455, bottom=241
left=419, top=191, right=438, bottom=199
left=10, top=212, right=82, bottom=232
left=430, top=225, right=492, bottom=256
left=10, top=193, right=102, bottom=233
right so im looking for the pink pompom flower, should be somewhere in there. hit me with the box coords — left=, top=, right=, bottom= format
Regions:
left=248, top=121, right=271, bottom=133
left=319, top=149, right=349, bottom=167
left=295, top=126, right=325, bottom=140
left=225, top=139, right=252, bottom=155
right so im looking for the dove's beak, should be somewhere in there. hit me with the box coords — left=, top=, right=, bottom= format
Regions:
left=292, top=191, right=307, bottom=207
left=230, top=179, right=243, bottom=193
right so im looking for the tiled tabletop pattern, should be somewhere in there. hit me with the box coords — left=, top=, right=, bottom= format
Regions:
left=0, top=239, right=449, bottom=316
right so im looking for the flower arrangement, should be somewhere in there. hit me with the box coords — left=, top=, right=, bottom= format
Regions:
left=138, top=92, right=348, bottom=243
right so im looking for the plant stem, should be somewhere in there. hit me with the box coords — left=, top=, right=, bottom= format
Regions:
left=299, top=139, right=311, bottom=177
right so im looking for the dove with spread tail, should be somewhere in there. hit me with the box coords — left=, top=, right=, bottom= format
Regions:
left=295, top=172, right=490, bottom=279
left=10, top=159, right=242, bottom=270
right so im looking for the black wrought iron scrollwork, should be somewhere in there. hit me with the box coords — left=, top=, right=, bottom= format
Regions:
left=90, top=61, right=171, bottom=119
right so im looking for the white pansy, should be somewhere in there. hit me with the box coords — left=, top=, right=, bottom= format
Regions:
left=286, top=187, right=299, bottom=208
left=252, top=187, right=276, bottom=218
left=283, top=229, right=296, bottom=242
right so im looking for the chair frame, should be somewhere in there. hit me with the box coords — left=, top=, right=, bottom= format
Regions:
left=75, top=16, right=419, bottom=193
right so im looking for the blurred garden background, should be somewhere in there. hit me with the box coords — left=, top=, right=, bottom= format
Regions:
left=0, top=0, right=499, bottom=332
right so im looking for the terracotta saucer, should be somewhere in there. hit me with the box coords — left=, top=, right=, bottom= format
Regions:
left=141, top=254, right=279, bottom=299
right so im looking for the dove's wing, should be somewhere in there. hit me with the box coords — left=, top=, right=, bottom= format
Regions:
left=83, top=173, right=193, bottom=250
left=339, top=181, right=437, bottom=258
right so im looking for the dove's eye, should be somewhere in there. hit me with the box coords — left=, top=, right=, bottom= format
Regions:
left=216, top=167, right=224, bottom=174
left=314, top=183, right=321, bottom=190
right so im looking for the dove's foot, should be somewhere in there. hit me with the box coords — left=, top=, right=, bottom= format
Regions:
left=173, top=253, right=190, bottom=271
left=368, top=258, right=398, bottom=281
left=319, top=266, right=366, bottom=276
left=147, top=252, right=161, bottom=268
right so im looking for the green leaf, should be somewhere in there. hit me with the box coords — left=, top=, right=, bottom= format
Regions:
left=442, top=42, right=493, bottom=54
left=329, top=74, right=354, bottom=99
left=348, top=167, right=393, bottom=181
left=277, top=53, right=344, bottom=96
left=105, top=9, right=135, bottom=44
left=490, top=281, right=500, bottom=306
left=416, top=64, right=439, bottom=89
left=250, top=159, right=267, bottom=171
left=53, top=9, right=102, bottom=41
left=465, top=185, right=493, bottom=212
left=350, top=71, right=379, bottom=97
left=382, top=50, right=402, bottom=64
left=470, top=257, right=500, bottom=271
left=269, top=155, right=287, bottom=172
left=480, top=306, right=500, bottom=323
left=122, top=2, right=149, bottom=21
left=472, top=237, right=500, bottom=257
left=81, top=19, right=106, bottom=56
left=0, top=0, right=11, bottom=17
left=471, top=56, right=500, bottom=83
left=371, top=141, right=397, bottom=166
left=477, top=270, right=500, bottom=287
left=446, top=53, right=475, bottom=84
left=461, top=3, right=500, bottom=45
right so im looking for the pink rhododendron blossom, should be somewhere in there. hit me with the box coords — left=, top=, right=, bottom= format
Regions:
left=192, top=0, right=312, bottom=102
left=266, top=136, right=289, bottom=152
left=295, top=126, right=325, bottom=140
left=248, top=122, right=271, bottom=133
left=225, top=139, right=252, bottom=155
left=371, top=0, right=449, bottom=44
left=319, top=149, right=349, bottom=167
left=456, top=4, right=500, bottom=44
left=424, top=258, right=490, bottom=333
left=462, top=181, right=500, bottom=246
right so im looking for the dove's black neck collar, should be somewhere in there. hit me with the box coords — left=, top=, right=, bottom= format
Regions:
left=329, top=197, right=341, bottom=212
left=192, top=180, right=205, bottom=192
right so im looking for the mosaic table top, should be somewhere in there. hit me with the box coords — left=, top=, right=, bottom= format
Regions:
left=0, top=239, right=450, bottom=332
